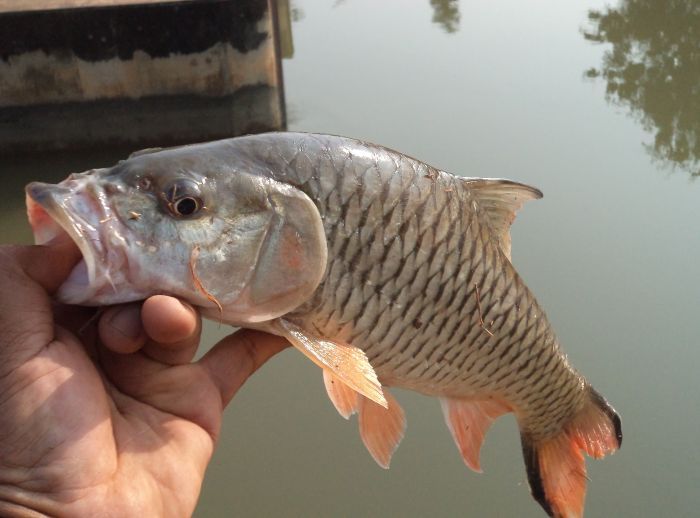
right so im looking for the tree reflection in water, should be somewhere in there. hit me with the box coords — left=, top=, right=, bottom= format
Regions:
left=584, top=1, right=700, bottom=177
left=430, top=0, right=460, bottom=34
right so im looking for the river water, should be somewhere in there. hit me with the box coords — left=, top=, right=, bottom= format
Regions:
left=2, top=0, right=698, bottom=516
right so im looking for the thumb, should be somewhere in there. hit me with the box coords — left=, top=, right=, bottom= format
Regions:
left=198, top=329, right=290, bottom=408
left=0, top=236, right=81, bottom=366
left=11, top=233, right=82, bottom=292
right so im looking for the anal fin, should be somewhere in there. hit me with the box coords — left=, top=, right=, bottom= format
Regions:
left=359, top=391, right=406, bottom=469
left=323, top=369, right=359, bottom=419
left=273, top=319, right=387, bottom=408
left=440, top=397, right=511, bottom=472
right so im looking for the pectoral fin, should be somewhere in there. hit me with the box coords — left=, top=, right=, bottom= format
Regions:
left=273, top=319, right=387, bottom=408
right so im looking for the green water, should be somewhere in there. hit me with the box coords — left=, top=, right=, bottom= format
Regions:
left=2, top=0, right=699, bottom=516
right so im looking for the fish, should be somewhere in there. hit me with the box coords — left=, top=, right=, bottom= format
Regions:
left=25, top=132, right=621, bottom=517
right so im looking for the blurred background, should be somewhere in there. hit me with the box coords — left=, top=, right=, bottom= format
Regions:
left=1, top=0, right=699, bottom=516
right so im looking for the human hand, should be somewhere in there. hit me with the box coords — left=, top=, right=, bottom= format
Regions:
left=0, top=238, right=288, bottom=517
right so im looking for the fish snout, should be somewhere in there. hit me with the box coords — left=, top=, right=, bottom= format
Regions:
left=25, top=182, right=75, bottom=245
left=26, top=181, right=70, bottom=206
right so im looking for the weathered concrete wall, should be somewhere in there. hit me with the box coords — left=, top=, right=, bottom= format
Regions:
left=0, top=0, right=286, bottom=151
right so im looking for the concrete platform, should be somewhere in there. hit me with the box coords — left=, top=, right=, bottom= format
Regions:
left=0, top=0, right=287, bottom=152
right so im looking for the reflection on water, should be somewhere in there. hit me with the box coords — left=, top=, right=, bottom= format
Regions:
left=330, top=0, right=460, bottom=33
left=584, top=0, right=700, bottom=177
left=430, top=0, right=460, bottom=33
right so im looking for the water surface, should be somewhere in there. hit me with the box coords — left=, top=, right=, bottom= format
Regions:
left=1, top=1, right=698, bottom=516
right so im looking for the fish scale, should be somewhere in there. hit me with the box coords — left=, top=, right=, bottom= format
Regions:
left=26, top=132, right=621, bottom=517
left=248, top=135, right=584, bottom=438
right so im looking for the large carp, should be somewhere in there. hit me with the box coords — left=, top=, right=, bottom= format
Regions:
left=26, top=133, right=621, bottom=517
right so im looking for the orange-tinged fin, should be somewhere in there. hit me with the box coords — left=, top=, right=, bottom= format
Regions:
left=323, top=369, right=359, bottom=419
left=274, top=319, right=387, bottom=408
left=440, top=397, right=511, bottom=472
left=460, top=178, right=542, bottom=260
left=358, top=391, right=406, bottom=469
left=521, top=386, right=622, bottom=518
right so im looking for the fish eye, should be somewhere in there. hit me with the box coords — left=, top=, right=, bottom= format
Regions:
left=162, top=179, right=204, bottom=218
left=173, top=196, right=201, bottom=217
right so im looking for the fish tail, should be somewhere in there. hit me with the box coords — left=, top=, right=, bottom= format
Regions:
left=520, top=386, right=622, bottom=518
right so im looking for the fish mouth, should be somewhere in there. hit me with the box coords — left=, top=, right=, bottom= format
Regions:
left=25, top=176, right=138, bottom=305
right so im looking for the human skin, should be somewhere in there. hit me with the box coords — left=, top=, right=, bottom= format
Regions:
left=0, top=236, right=288, bottom=517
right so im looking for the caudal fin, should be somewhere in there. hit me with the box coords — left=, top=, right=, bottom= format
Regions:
left=521, top=387, right=621, bottom=518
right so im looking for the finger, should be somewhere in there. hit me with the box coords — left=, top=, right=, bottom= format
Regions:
left=98, top=296, right=201, bottom=363
left=0, top=238, right=81, bottom=366
left=53, top=303, right=100, bottom=358
left=98, top=303, right=147, bottom=354
left=140, top=296, right=201, bottom=365
left=100, top=329, right=288, bottom=440
left=53, top=302, right=98, bottom=336
left=6, top=234, right=81, bottom=293
left=99, top=344, right=224, bottom=438
left=198, top=330, right=289, bottom=408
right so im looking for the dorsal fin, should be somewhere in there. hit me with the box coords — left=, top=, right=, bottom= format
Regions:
left=128, top=147, right=164, bottom=159
left=461, top=178, right=542, bottom=260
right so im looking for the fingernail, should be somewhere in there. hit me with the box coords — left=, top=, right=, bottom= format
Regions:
left=107, top=305, right=144, bottom=340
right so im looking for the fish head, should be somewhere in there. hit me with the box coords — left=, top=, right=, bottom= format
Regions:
left=25, top=144, right=328, bottom=325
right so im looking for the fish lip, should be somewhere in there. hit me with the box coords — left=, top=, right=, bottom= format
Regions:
left=25, top=179, right=120, bottom=304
